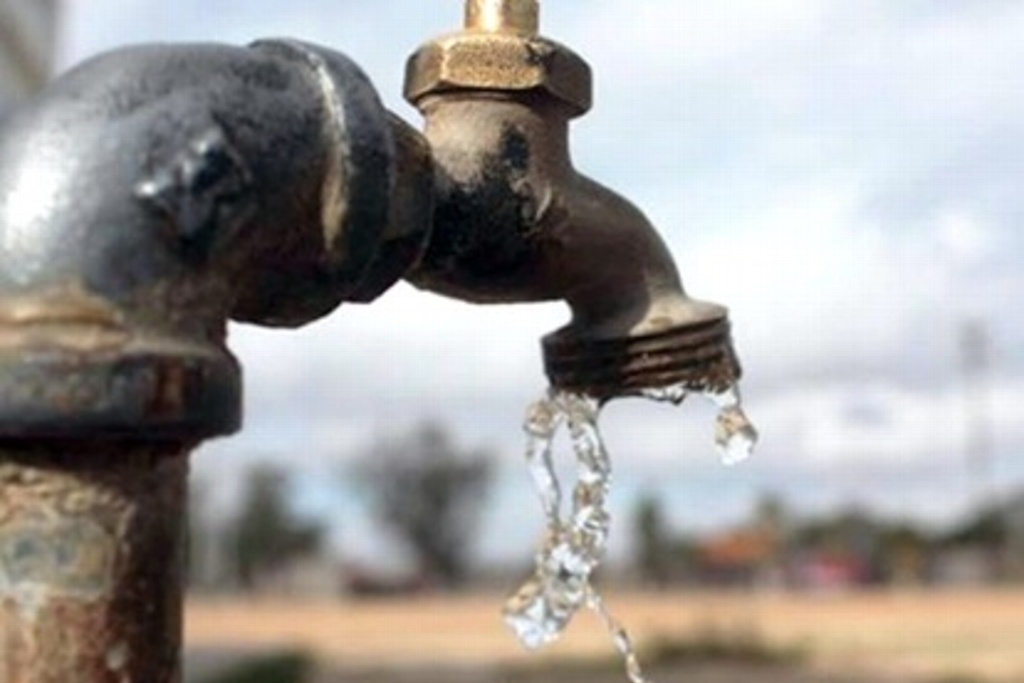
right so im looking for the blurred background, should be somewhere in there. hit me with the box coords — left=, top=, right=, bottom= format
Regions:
left=2, top=1, right=1023, bottom=682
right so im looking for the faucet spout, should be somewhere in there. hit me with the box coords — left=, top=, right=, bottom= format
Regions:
left=404, top=3, right=741, bottom=399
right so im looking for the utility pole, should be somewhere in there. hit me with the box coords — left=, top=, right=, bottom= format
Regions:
left=961, top=319, right=993, bottom=502
left=960, top=319, right=1007, bottom=580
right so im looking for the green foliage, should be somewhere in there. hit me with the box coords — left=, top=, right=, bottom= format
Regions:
left=495, top=626, right=805, bottom=682
left=199, top=652, right=312, bottom=683
left=233, top=465, right=325, bottom=590
left=941, top=506, right=1008, bottom=548
left=642, top=624, right=807, bottom=667
left=633, top=494, right=681, bottom=586
left=356, top=422, right=493, bottom=588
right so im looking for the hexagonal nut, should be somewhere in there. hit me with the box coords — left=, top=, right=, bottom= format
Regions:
left=404, top=32, right=593, bottom=116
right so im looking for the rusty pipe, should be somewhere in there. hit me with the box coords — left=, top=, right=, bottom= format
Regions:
left=0, top=442, right=188, bottom=682
left=404, top=1, right=740, bottom=398
left=0, top=39, right=431, bottom=680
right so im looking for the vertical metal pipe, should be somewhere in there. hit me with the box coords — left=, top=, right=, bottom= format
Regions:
left=0, top=37, right=428, bottom=683
left=0, top=442, right=190, bottom=682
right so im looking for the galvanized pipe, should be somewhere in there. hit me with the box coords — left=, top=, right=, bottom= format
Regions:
left=0, top=441, right=189, bottom=682
left=0, top=39, right=431, bottom=681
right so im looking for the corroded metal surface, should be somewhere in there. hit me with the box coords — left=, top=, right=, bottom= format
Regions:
left=0, top=29, right=437, bottom=683
left=404, top=0, right=741, bottom=396
left=405, top=0, right=592, bottom=116
left=0, top=442, right=188, bottom=682
left=465, top=0, right=539, bottom=35
left=543, top=318, right=741, bottom=399
left=0, top=40, right=432, bottom=439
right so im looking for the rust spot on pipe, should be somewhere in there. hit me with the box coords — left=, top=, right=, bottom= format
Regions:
left=0, top=518, right=115, bottom=602
left=149, top=363, right=188, bottom=419
left=0, top=443, right=188, bottom=682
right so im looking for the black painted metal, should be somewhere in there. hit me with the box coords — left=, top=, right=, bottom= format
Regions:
left=0, top=40, right=421, bottom=439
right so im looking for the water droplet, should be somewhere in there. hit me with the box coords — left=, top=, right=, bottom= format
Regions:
left=506, top=389, right=650, bottom=683
left=706, top=385, right=759, bottom=466
left=588, top=588, right=653, bottom=683
left=523, top=394, right=563, bottom=520
left=642, top=384, right=688, bottom=405
left=642, top=382, right=758, bottom=466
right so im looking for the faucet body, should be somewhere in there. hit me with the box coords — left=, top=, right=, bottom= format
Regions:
left=404, top=3, right=740, bottom=397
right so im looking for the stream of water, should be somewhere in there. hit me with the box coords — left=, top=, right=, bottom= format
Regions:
left=504, top=383, right=758, bottom=683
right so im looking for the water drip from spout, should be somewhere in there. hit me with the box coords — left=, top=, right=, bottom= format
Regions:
left=643, top=384, right=759, bottom=467
left=505, top=382, right=758, bottom=683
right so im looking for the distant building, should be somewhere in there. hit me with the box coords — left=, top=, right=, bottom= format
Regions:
left=790, top=551, right=870, bottom=591
left=696, top=527, right=782, bottom=588
left=0, top=0, right=59, bottom=117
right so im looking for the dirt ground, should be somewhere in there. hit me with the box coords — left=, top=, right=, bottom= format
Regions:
left=317, top=662, right=898, bottom=683
left=186, top=588, right=1024, bottom=682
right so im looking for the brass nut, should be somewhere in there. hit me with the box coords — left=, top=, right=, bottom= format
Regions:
left=404, top=33, right=592, bottom=116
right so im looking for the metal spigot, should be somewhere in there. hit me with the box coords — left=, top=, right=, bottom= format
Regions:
left=404, top=0, right=741, bottom=398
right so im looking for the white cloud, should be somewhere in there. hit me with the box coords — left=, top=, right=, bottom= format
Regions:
left=47, top=0, right=1024, bottom=531
left=936, top=212, right=994, bottom=267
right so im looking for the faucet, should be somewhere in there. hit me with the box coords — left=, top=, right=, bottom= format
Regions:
left=0, top=1, right=742, bottom=679
left=404, top=0, right=739, bottom=399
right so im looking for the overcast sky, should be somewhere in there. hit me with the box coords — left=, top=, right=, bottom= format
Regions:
left=53, top=0, right=1024, bottom=562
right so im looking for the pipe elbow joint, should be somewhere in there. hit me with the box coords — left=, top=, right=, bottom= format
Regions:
left=0, top=40, right=432, bottom=439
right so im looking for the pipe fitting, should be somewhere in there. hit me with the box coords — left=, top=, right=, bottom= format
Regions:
left=405, top=1, right=740, bottom=399
left=0, top=40, right=432, bottom=439
left=405, top=0, right=592, bottom=117
left=465, top=0, right=540, bottom=35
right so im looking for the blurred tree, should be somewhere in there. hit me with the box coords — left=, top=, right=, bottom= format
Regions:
left=794, top=506, right=877, bottom=558
left=942, top=505, right=1007, bottom=548
left=201, top=651, right=312, bottom=683
left=232, top=464, right=325, bottom=591
left=875, top=522, right=930, bottom=585
left=356, top=422, right=493, bottom=589
left=752, top=492, right=788, bottom=586
left=754, top=493, right=786, bottom=537
left=633, top=494, right=673, bottom=587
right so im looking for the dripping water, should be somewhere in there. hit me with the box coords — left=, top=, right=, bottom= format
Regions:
left=644, top=383, right=759, bottom=466
left=505, top=382, right=758, bottom=683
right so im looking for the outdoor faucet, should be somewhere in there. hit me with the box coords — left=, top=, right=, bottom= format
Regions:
left=404, top=0, right=741, bottom=399
left=0, top=1, right=744, bottom=679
